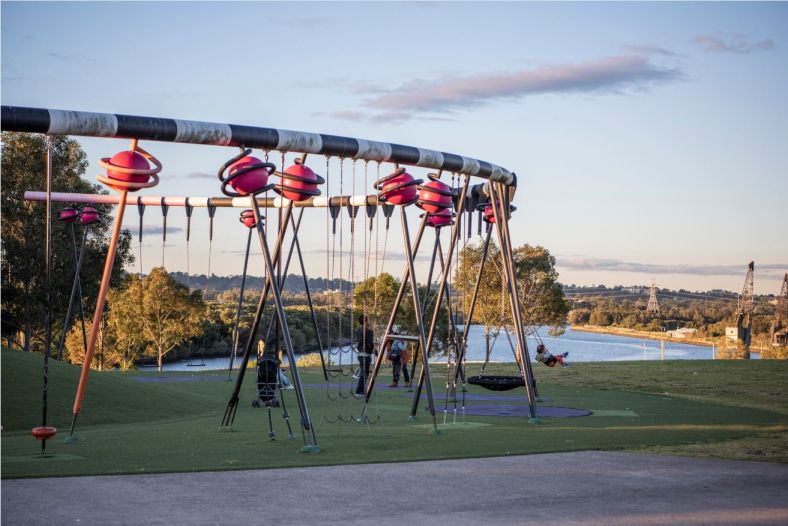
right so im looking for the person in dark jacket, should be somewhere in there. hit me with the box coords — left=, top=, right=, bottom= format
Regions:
left=388, top=326, right=410, bottom=387
left=354, top=315, right=375, bottom=397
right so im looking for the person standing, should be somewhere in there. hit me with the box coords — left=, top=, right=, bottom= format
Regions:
left=389, top=327, right=410, bottom=387
left=354, top=315, right=374, bottom=397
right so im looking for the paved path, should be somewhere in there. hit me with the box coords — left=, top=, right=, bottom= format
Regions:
left=3, top=451, right=787, bottom=525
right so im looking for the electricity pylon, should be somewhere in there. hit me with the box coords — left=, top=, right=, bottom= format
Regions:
left=646, top=280, right=660, bottom=314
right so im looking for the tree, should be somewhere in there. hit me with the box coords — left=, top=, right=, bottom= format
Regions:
left=108, top=268, right=204, bottom=370
left=455, top=240, right=569, bottom=356
left=1, top=132, right=133, bottom=353
left=104, top=278, right=146, bottom=370
left=352, top=272, right=400, bottom=330
left=512, top=244, right=569, bottom=334
left=64, top=313, right=123, bottom=370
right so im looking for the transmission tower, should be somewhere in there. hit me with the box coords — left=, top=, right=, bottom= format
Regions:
left=734, top=261, right=755, bottom=358
left=646, top=280, right=660, bottom=314
left=770, top=273, right=788, bottom=347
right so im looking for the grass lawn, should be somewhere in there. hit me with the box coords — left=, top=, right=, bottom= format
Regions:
left=2, top=349, right=786, bottom=478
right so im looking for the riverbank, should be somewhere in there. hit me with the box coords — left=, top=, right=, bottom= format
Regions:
left=571, top=324, right=714, bottom=347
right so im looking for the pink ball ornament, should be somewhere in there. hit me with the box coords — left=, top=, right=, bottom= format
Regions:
left=483, top=205, right=496, bottom=224
left=417, top=179, right=454, bottom=214
left=239, top=209, right=256, bottom=228
left=59, top=207, right=80, bottom=224
left=79, top=206, right=100, bottom=225
left=427, top=210, right=455, bottom=228
left=380, top=170, right=418, bottom=205
left=105, top=150, right=152, bottom=184
left=279, top=162, right=323, bottom=202
left=228, top=156, right=272, bottom=196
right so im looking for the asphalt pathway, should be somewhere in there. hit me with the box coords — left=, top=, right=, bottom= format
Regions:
left=3, top=451, right=787, bottom=525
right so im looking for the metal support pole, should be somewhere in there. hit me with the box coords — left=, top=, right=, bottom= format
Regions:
left=453, top=225, right=492, bottom=385
left=69, top=223, right=89, bottom=354
left=434, top=237, right=462, bottom=394
left=262, top=209, right=305, bottom=344
left=401, top=208, right=438, bottom=428
left=56, top=225, right=89, bottom=361
left=421, top=232, right=441, bottom=324
left=363, top=213, right=429, bottom=404
left=67, top=190, right=129, bottom=440
left=220, top=205, right=294, bottom=428
left=411, top=176, right=470, bottom=417
left=494, top=183, right=538, bottom=400
left=435, top=238, right=460, bottom=350
left=408, top=231, right=440, bottom=388
left=489, top=182, right=537, bottom=419
left=249, top=197, right=318, bottom=450
left=41, top=137, right=53, bottom=454
left=160, top=197, right=169, bottom=267
left=288, top=211, right=328, bottom=380
left=228, top=227, right=253, bottom=379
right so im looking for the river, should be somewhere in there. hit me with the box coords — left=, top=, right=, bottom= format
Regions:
left=156, top=325, right=726, bottom=371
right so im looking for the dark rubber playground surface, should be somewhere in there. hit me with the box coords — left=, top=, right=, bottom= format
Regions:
left=133, top=375, right=229, bottom=383
left=3, top=451, right=786, bottom=525
left=462, top=404, right=592, bottom=417
left=131, top=379, right=583, bottom=416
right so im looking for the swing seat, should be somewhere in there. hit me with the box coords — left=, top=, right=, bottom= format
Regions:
left=468, top=375, right=524, bottom=392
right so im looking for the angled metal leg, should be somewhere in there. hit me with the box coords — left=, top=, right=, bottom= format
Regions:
left=363, top=213, right=429, bottom=406
left=67, top=191, right=129, bottom=440
left=228, top=227, right=253, bottom=379
left=249, top=197, right=318, bottom=450
left=408, top=231, right=440, bottom=389
left=289, top=211, right=328, bottom=380
left=410, top=176, right=470, bottom=417
left=434, top=237, right=460, bottom=403
left=490, top=182, right=537, bottom=419
left=453, top=226, right=492, bottom=385
left=262, top=209, right=305, bottom=345
left=400, top=208, right=439, bottom=428
left=493, top=184, right=538, bottom=399
left=260, top=209, right=327, bottom=380
left=221, top=203, right=293, bottom=429
left=57, top=225, right=89, bottom=361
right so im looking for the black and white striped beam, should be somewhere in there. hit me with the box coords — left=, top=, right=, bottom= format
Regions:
left=23, top=191, right=383, bottom=209
left=2, top=106, right=515, bottom=185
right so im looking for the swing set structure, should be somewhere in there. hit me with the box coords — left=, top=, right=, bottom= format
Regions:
left=4, top=104, right=541, bottom=453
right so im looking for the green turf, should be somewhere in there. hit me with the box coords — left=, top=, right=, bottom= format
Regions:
left=2, top=349, right=786, bottom=478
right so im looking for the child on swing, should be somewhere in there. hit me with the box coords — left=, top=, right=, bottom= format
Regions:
left=535, top=343, right=570, bottom=368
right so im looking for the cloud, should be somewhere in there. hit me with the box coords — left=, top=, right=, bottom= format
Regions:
left=183, top=171, right=215, bottom=179
left=369, top=111, right=418, bottom=125
left=48, top=52, right=74, bottom=61
left=320, top=53, right=685, bottom=123
left=691, top=33, right=775, bottom=54
left=124, top=225, right=183, bottom=236
left=622, top=44, right=680, bottom=57
left=359, top=54, right=684, bottom=115
left=319, top=110, right=368, bottom=122
left=557, top=257, right=786, bottom=279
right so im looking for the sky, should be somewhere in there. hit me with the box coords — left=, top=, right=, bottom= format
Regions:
left=2, top=2, right=787, bottom=294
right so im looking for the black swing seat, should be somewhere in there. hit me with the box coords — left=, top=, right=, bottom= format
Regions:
left=467, top=375, right=525, bottom=391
